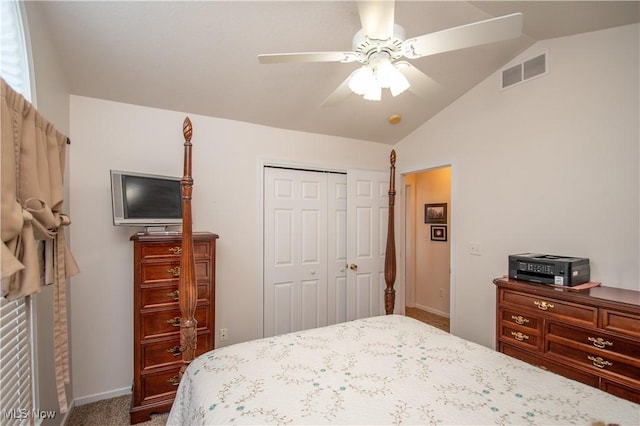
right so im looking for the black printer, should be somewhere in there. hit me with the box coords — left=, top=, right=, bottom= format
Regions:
left=508, top=253, right=590, bottom=287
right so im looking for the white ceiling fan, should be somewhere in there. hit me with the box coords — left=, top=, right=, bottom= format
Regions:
left=258, top=1, right=523, bottom=106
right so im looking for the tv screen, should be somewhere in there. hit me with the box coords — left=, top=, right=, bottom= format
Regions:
left=111, top=170, right=182, bottom=227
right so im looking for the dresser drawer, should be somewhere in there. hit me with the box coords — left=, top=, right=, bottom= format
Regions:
left=140, top=240, right=213, bottom=260
left=499, top=323, right=541, bottom=351
left=499, top=343, right=599, bottom=387
left=547, top=341, right=640, bottom=382
left=141, top=333, right=212, bottom=371
left=499, top=308, right=541, bottom=332
left=500, top=289, right=597, bottom=327
left=139, top=366, right=181, bottom=404
left=140, top=305, right=210, bottom=339
left=140, top=259, right=210, bottom=284
left=140, top=283, right=210, bottom=309
left=547, top=322, right=640, bottom=362
left=601, top=309, right=640, bottom=339
left=140, top=242, right=183, bottom=259
left=600, top=378, right=640, bottom=404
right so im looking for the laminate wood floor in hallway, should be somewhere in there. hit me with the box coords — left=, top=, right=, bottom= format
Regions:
left=405, top=306, right=450, bottom=333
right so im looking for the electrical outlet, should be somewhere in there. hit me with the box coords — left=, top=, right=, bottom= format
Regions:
left=439, top=288, right=444, bottom=298
left=470, top=242, right=482, bottom=256
left=220, top=328, right=228, bottom=342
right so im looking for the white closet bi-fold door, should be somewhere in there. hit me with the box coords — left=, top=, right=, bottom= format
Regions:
left=263, top=166, right=389, bottom=338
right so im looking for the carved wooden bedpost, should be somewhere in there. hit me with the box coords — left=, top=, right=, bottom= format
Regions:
left=384, top=150, right=397, bottom=314
left=179, top=117, right=197, bottom=377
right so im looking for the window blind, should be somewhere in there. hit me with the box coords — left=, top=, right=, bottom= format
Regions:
left=0, top=297, right=33, bottom=425
left=0, top=0, right=32, bottom=99
left=1, top=1, right=35, bottom=425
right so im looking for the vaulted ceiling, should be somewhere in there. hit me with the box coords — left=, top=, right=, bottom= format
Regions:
left=35, top=1, right=639, bottom=144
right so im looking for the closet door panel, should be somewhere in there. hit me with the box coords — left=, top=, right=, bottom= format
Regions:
left=346, top=170, right=389, bottom=321
left=264, top=168, right=328, bottom=337
left=328, top=174, right=348, bottom=325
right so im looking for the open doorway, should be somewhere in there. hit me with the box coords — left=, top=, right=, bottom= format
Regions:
left=404, top=166, right=451, bottom=333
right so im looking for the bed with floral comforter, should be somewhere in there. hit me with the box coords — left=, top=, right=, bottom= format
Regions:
left=167, top=315, right=639, bottom=425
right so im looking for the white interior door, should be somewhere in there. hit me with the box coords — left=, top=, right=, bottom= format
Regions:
left=264, top=167, right=329, bottom=337
left=346, top=170, right=389, bottom=320
left=327, top=173, right=348, bottom=325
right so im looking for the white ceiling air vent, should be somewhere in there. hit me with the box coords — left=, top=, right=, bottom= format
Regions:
left=501, top=53, right=547, bottom=89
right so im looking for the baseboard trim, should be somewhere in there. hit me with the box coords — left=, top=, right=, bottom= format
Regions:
left=73, top=386, right=131, bottom=407
left=413, top=304, right=450, bottom=319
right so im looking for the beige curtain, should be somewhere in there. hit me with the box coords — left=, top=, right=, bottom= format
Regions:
left=1, top=78, right=79, bottom=413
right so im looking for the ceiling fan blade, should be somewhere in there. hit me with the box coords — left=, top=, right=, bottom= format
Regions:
left=357, top=1, right=395, bottom=40
left=395, top=61, right=442, bottom=98
left=258, top=51, right=358, bottom=64
left=402, top=13, right=523, bottom=59
left=320, top=73, right=354, bottom=108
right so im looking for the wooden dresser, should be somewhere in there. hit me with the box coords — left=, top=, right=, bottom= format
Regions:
left=130, top=232, right=218, bottom=424
left=494, top=277, right=640, bottom=403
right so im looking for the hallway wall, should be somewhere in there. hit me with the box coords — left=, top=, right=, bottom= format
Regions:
left=413, top=167, right=451, bottom=316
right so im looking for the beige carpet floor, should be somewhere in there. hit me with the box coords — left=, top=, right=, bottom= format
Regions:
left=66, top=395, right=168, bottom=426
left=67, top=309, right=448, bottom=425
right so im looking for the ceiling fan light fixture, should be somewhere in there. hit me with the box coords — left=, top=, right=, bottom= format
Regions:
left=375, top=58, right=396, bottom=89
left=349, top=59, right=410, bottom=100
left=376, top=58, right=410, bottom=96
left=363, top=82, right=382, bottom=101
left=348, top=65, right=374, bottom=95
left=387, top=66, right=410, bottom=96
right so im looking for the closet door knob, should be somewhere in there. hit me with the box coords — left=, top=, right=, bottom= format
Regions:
left=349, top=263, right=358, bottom=271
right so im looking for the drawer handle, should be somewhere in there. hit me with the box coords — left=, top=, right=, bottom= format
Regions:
left=167, top=375, right=180, bottom=386
left=534, top=300, right=554, bottom=311
left=167, top=290, right=180, bottom=301
left=166, top=346, right=182, bottom=357
left=588, top=355, right=612, bottom=369
left=511, top=315, right=530, bottom=325
left=168, top=266, right=181, bottom=277
left=588, top=336, right=613, bottom=349
left=169, top=246, right=182, bottom=255
left=167, top=317, right=181, bottom=327
left=511, top=331, right=529, bottom=342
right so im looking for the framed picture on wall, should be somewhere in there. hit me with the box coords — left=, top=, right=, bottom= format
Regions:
left=425, top=203, right=447, bottom=224
left=431, top=225, right=447, bottom=242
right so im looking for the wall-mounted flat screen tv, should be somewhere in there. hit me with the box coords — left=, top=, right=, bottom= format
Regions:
left=110, top=170, right=182, bottom=228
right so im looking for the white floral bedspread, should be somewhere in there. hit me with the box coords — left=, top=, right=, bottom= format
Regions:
left=167, top=315, right=639, bottom=425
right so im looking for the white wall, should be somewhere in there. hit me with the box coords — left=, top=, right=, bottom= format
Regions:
left=68, top=97, right=391, bottom=402
left=396, top=24, right=640, bottom=348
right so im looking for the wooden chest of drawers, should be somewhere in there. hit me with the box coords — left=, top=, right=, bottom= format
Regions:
left=494, top=277, right=640, bottom=403
left=130, top=232, right=218, bottom=424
